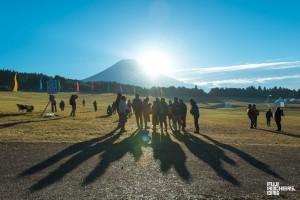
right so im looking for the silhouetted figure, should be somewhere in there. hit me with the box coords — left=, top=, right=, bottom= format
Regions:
left=266, top=109, right=273, bottom=127
left=152, top=98, right=160, bottom=131
left=142, top=97, right=150, bottom=129
left=119, top=96, right=129, bottom=133
left=168, top=100, right=173, bottom=129
left=115, top=93, right=122, bottom=128
left=132, top=94, right=143, bottom=129
left=127, top=99, right=132, bottom=116
left=69, top=94, right=78, bottom=117
left=49, top=94, right=57, bottom=113
left=247, top=104, right=255, bottom=128
left=107, top=105, right=113, bottom=116
left=93, top=100, right=97, bottom=112
left=275, top=107, right=284, bottom=131
left=190, top=98, right=200, bottom=134
left=179, top=99, right=187, bottom=132
left=252, top=104, right=259, bottom=128
left=112, top=102, right=116, bottom=114
left=82, top=99, right=86, bottom=107
left=172, top=97, right=181, bottom=132
left=59, top=100, right=65, bottom=111
left=159, top=98, right=168, bottom=131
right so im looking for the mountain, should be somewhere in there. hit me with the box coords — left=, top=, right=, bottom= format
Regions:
left=83, top=59, right=193, bottom=88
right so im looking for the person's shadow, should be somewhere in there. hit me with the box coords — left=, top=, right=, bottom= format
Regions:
left=151, top=130, right=190, bottom=181
left=20, top=129, right=121, bottom=191
left=172, top=131, right=240, bottom=186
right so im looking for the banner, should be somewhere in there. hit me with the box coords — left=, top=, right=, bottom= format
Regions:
left=58, top=80, right=61, bottom=92
left=91, top=82, right=94, bottom=92
left=39, top=78, right=43, bottom=92
left=12, top=73, right=18, bottom=92
left=76, top=81, right=79, bottom=92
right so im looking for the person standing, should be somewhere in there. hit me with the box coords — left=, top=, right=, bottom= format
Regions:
left=159, top=98, right=168, bottom=132
left=168, top=100, right=173, bottom=129
left=266, top=108, right=273, bottom=127
left=70, top=94, right=78, bottom=117
left=142, top=97, right=150, bottom=129
left=127, top=99, right=132, bottom=116
left=119, top=96, right=129, bottom=133
left=59, top=100, right=65, bottom=111
left=152, top=98, right=160, bottom=132
left=190, top=98, right=200, bottom=134
left=82, top=99, right=86, bottom=107
left=115, top=93, right=122, bottom=129
left=49, top=94, right=57, bottom=113
left=172, top=97, right=181, bottom=132
left=93, top=100, right=97, bottom=111
left=252, top=104, right=259, bottom=128
left=275, top=107, right=284, bottom=131
left=132, top=94, right=143, bottom=129
left=247, top=104, right=255, bottom=128
left=179, top=99, right=187, bottom=132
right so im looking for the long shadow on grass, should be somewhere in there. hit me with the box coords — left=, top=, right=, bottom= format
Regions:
left=151, top=131, right=190, bottom=181
left=172, top=131, right=240, bottom=186
left=200, top=134, right=283, bottom=180
left=22, top=129, right=120, bottom=191
left=258, top=128, right=300, bottom=139
left=0, top=117, right=66, bottom=129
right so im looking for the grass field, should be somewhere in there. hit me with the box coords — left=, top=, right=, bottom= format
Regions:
left=0, top=91, right=299, bottom=146
left=1, top=91, right=300, bottom=199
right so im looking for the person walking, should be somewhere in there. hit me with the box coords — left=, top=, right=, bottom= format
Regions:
left=266, top=108, right=273, bottom=127
left=119, top=96, right=129, bottom=133
left=179, top=99, right=187, bottom=132
left=275, top=107, right=284, bottom=131
left=159, top=98, right=168, bottom=132
left=190, top=98, right=200, bottom=134
left=93, top=100, right=97, bottom=112
left=69, top=94, right=78, bottom=117
left=132, top=94, right=143, bottom=129
left=172, top=97, right=181, bottom=132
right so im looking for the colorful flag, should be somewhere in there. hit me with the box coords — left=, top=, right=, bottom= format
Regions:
left=107, top=83, right=110, bottom=92
left=58, top=80, right=61, bottom=92
left=39, top=77, right=43, bottom=92
left=91, top=82, right=94, bottom=92
left=12, top=73, right=18, bottom=92
left=119, top=84, right=123, bottom=93
left=76, top=81, right=79, bottom=92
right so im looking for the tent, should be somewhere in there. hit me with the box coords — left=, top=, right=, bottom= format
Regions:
left=274, top=97, right=288, bottom=108
left=225, top=102, right=232, bottom=108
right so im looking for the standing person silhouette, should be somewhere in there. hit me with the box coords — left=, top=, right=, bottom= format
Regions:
left=275, top=107, right=284, bottom=131
left=132, top=94, right=143, bottom=129
left=49, top=94, right=57, bottom=113
left=266, top=108, right=273, bottom=127
left=93, top=100, right=97, bottom=112
left=179, top=99, right=187, bottom=132
left=115, top=93, right=122, bottom=129
left=70, top=94, right=78, bottom=117
left=190, top=98, right=200, bottom=134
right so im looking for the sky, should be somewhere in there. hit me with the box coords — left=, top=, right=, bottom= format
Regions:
left=1, top=0, right=300, bottom=90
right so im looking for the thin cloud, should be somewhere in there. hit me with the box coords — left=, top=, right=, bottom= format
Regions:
left=169, top=61, right=300, bottom=74
left=194, top=75, right=300, bottom=87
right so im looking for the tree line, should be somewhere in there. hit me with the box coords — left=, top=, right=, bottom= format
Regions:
left=1, top=69, right=300, bottom=99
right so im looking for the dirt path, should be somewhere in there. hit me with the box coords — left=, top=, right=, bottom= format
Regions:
left=0, top=131, right=299, bottom=199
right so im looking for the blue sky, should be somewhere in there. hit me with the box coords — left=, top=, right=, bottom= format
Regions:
left=1, top=0, right=300, bottom=90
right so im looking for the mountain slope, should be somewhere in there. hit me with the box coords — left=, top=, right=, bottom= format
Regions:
left=83, top=59, right=192, bottom=88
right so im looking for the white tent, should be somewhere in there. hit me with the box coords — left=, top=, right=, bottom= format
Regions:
left=274, top=97, right=288, bottom=108
left=225, top=102, right=232, bottom=108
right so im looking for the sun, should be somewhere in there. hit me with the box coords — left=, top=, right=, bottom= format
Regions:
left=138, top=50, right=171, bottom=78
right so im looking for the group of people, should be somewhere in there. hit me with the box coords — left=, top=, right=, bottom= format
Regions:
left=247, top=104, right=284, bottom=131
left=114, top=93, right=200, bottom=134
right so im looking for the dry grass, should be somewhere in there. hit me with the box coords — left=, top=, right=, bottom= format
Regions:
left=0, top=91, right=299, bottom=147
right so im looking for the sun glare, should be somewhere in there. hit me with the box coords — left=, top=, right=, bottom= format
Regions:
left=138, top=50, right=171, bottom=78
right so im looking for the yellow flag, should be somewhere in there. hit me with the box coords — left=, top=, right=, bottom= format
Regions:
left=13, top=73, right=18, bottom=92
